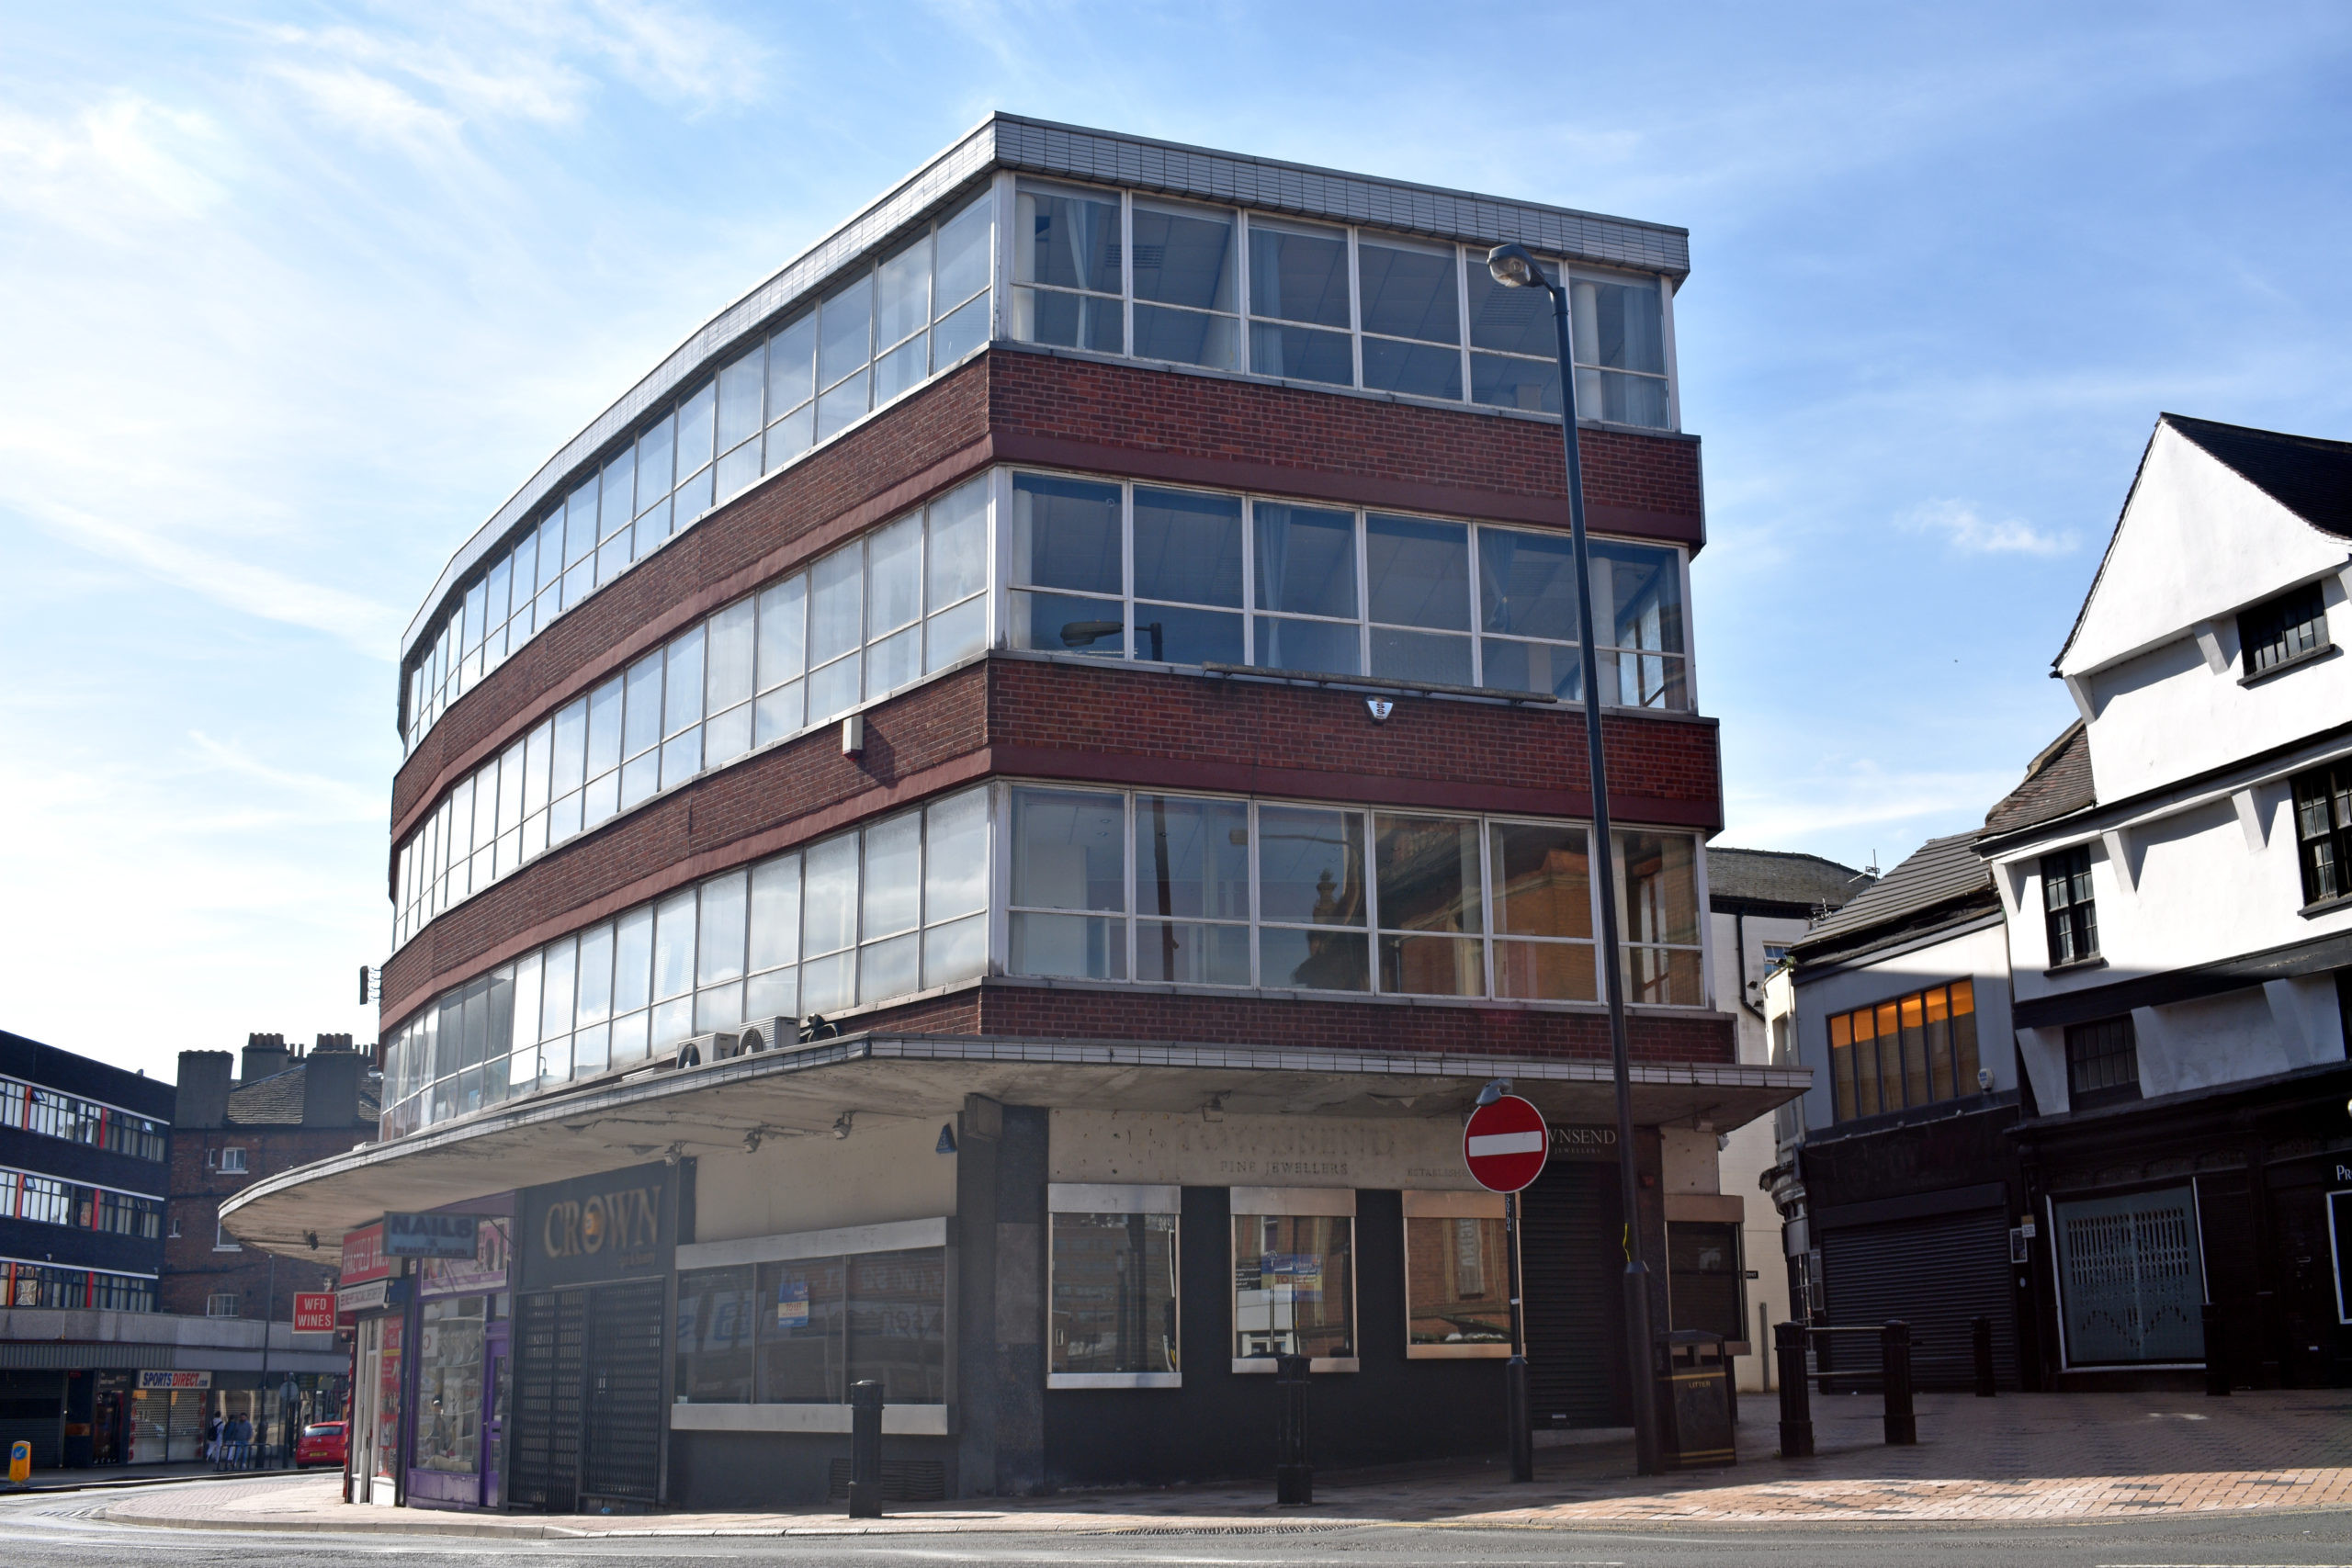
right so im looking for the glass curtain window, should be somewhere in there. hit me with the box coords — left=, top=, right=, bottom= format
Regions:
left=382, top=784, right=990, bottom=1140
left=1467, top=254, right=1562, bottom=413
left=1257, top=805, right=1369, bottom=992
left=1404, top=1214, right=1512, bottom=1348
left=1008, top=786, right=1127, bottom=980
left=674, top=1247, right=946, bottom=1405
left=1593, top=542, right=1686, bottom=709
left=1231, top=1213, right=1354, bottom=1360
left=1373, top=814, right=1482, bottom=996
left=1364, top=514, right=1472, bottom=685
left=1477, top=525, right=1586, bottom=698
left=1050, top=1212, right=1180, bottom=1376
left=1569, top=274, right=1669, bottom=428
left=1615, top=829, right=1702, bottom=1006
left=404, top=187, right=993, bottom=757
left=1131, top=487, right=1243, bottom=665
left=1356, top=236, right=1461, bottom=400
left=1131, top=200, right=1237, bottom=369
left=396, top=479, right=991, bottom=953
left=1488, top=821, right=1595, bottom=1000
left=1012, top=181, right=1122, bottom=353
left=1247, top=220, right=1352, bottom=386
left=1827, top=978, right=1978, bottom=1122
left=1008, top=472, right=1125, bottom=658
left=1135, top=794, right=1250, bottom=986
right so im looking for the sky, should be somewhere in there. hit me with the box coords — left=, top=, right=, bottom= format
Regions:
left=3, top=2, right=2348, bottom=1081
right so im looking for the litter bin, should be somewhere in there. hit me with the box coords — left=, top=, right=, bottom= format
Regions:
left=1656, top=1329, right=1736, bottom=1470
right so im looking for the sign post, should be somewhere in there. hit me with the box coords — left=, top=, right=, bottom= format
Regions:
left=1464, top=1090, right=1547, bottom=1483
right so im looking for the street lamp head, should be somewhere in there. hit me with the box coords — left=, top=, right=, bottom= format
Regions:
left=1059, top=619, right=1124, bottom=649
left=1476, top=1077, right=1513, bottom=1106
left=1486, top=243, right=1545, bottom=290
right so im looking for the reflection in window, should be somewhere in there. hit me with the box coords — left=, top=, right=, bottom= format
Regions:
left=1008, top=787, right=1127, bottom=981
left=674, top=1248, right=945, bottom=1406
left=1136, top=795, right=1250, bottom=986
left=1666, top=1221, right=1745, bottom=1342
left=1617, top=829, right=1702, bottom=1006
left=1232, top=1213, right=1354, bottom=1360
left=1404, top=1209, right=1511, bottom=1350
left=1374, top=814, right=1482, bottom=996
left=1051, top=1210, right=1179, bottom=1378
left=1257, top=805, right=1369, bottom=992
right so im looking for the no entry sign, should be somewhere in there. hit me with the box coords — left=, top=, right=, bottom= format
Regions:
left=1463, top=1095, right=1549, bottom=1193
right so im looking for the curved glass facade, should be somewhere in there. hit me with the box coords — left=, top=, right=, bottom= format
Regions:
left=393, top=466, right=1691, bottom=954
left=401, top=175, right=1678, bottom=761
left=379, top=780, right=1703, bottom=1140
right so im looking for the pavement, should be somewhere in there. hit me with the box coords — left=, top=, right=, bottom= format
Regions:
left=84, top=1388, right=2352, bottom=1538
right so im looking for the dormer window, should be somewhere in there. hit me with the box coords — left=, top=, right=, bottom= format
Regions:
left=2238, top=581, right=2329, bottom=681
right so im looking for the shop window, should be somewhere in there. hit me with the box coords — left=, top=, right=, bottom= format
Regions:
left=1230, top=1189, right=1356, bottom=1371
left=2329, top=1187, right=2352, bottom=1327
left=1828, top=978, right=1980, bottom=1122
left=2065, top=1015, right=2140, bottom=1109
left=1402, top=1191, right=1511, bottom=1357
left=2291, top=761, right=2352, bottom=908
left=674, top=1242, right=945, bottom=1406
left=414, top=1295, right=488, bottom=1476
left=1667, top=1220, right=1746, bottom=1343
left=1047, top=1185, right=1181, bottom=1387
left=2238, top=580, right=2330, bottom=680
left=2042, top=844, right=2098, bottom=966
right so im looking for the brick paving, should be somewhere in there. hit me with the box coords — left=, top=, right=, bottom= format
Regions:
left=91, top=1390, right=2352, bottom=1537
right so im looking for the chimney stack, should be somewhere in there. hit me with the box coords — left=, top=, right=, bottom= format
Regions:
left=301, top=1036, right=364, bottom=1127
left=240, top=1032, right=291, bottom=1084
left=175, top=1051, right=233, bottom=1130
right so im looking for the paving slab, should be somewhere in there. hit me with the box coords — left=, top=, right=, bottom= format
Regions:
left=89, top=1389, right=2352, bottom=1536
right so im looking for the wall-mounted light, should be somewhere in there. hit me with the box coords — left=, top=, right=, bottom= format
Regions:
left=1366, top=698, right=1395, bottom=724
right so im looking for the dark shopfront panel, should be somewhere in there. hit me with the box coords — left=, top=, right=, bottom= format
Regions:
left=1819, top=1192, right=2019, bottom=1391
left=507, top=1162, right=683, bottom=1513
left=1043, top=1187, right=1524, bottom=1488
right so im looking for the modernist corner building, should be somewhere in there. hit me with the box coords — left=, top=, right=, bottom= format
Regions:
left=224, top=115, right=1803, bottom=1512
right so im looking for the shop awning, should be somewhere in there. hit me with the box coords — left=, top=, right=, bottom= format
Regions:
left=221, top=1031, right=1808, bottom=1256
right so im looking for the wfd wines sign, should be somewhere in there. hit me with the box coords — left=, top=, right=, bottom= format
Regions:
left=516, top=1161, right=679, bottom=1291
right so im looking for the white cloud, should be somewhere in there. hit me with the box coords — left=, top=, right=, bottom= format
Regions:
left=0, top=95, right=230, bottom=238
left=1905, top=498, right=2076, bottom=557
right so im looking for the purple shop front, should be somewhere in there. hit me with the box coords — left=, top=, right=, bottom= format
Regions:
left=404, top=1195, right=514, bottom=1509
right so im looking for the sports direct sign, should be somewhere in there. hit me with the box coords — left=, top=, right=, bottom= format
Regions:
left=1463, top=1095, right=1549, bottom=1193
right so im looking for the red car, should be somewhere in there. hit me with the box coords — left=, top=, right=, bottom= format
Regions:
left=294, top=1421, right=347, bottom=1469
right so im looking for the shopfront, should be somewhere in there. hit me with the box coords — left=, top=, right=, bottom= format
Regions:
left=507, top=1163, right=682, bottom=1513
left=126, top=1370, right=210, bottom=1462
left=406, top=1198, right=514, bottom=1510
left=339, top=1222, right=405, bottom=1502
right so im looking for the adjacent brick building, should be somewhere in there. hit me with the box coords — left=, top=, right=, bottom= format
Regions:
left=225, top=116, right=1804, bottom=1514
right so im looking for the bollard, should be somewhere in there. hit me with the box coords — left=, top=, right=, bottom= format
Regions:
left=1973, top=1315, right=1996, bottom=1398
left=1881, top=1321, right=1917, bottom=1446
left=2202, top=1302, right=2231, bottom=1397
left=1273, top=1353, right=1312, bottom=1505
left=1773, top=1322, right=1814, bottom=1458
left=847, top=1379, right=884, bottom=1518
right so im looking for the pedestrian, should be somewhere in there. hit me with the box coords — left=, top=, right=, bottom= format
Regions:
left=205, top=1411, right=222, bottom=1464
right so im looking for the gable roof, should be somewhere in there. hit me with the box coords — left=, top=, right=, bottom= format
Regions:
left=2056, top=412, right=2352, bottom=671
left=1983, top=720, right=2096, bottom=836
left=225, top=1059, right=380, bottom=1128
left=2166, top=415, right=2352, bottom=539
left=1707, top=848, right=1871, bottom=914
left=1787, top=832, right=1996, bottom=967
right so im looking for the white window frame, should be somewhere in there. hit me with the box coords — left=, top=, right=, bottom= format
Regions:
left=1046, top=1183, right=1183, bottom=1390
left=1400, top=1190, right=1517, bottom=1359
left=1228, top=1185, right=1359, bottom=1374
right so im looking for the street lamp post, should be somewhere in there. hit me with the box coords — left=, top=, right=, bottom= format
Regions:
left=1486, top=243, right=1662, bottom=1477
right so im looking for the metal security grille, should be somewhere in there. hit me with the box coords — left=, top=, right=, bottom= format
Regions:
left=1820, top=1206, right=2017, bottom=1390
left=2054, top=1187, right=2206, bottom=1365
left=1520, top=1160, right=1630, bottom=1427
left=510, top=1289, right=585, bottom=1512
left=581, top=1278, right=666, bottom=1506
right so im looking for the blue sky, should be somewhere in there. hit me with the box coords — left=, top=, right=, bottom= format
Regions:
left=4, top=2, right=2347, bottom=1078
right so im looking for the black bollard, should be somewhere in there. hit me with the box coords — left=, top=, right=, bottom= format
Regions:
left=2202, top=1302, right=2231, bottom=1397
left=1881, top=1321, right=1916, bottom=1445
left=1973, top=1315, right=1996, bottom=1398
left=1274, top=1353, right=1312, bottom=1505
left=847, top=1379, right=884, bottom=1518
left=1773, top=1322, right=1814, bottom=1458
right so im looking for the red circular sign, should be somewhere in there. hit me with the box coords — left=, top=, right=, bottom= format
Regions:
left=1463, top=1095, right=1549, bottom=1193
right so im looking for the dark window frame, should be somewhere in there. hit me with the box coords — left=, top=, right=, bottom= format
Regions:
left=2064, top=1014, right=2140, bottom=1109
left=2042, top=844, right=2098, bottom=966
left=2238, top=580, right=2330, bottom=681
left=2291, top=760, right=2352, bottom=908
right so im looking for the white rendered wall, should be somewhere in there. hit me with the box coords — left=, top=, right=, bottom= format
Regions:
left=2064, top=423, right=2352, bottom=800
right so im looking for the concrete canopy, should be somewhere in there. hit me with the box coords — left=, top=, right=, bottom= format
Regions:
left=220, top=1031, right=1806, bottom=1257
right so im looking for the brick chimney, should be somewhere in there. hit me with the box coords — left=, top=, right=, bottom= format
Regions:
left=300, top=1038, right=364, bottom=1127
left=175, top=1051, right=233, bottom=1130
left=240, top=1032, right=291, bottom=1084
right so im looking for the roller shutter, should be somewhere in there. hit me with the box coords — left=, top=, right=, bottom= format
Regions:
left=1820, top=1205, right=2017, bottom=1391
left=1520, top=1159, right=1632, bottom=1427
